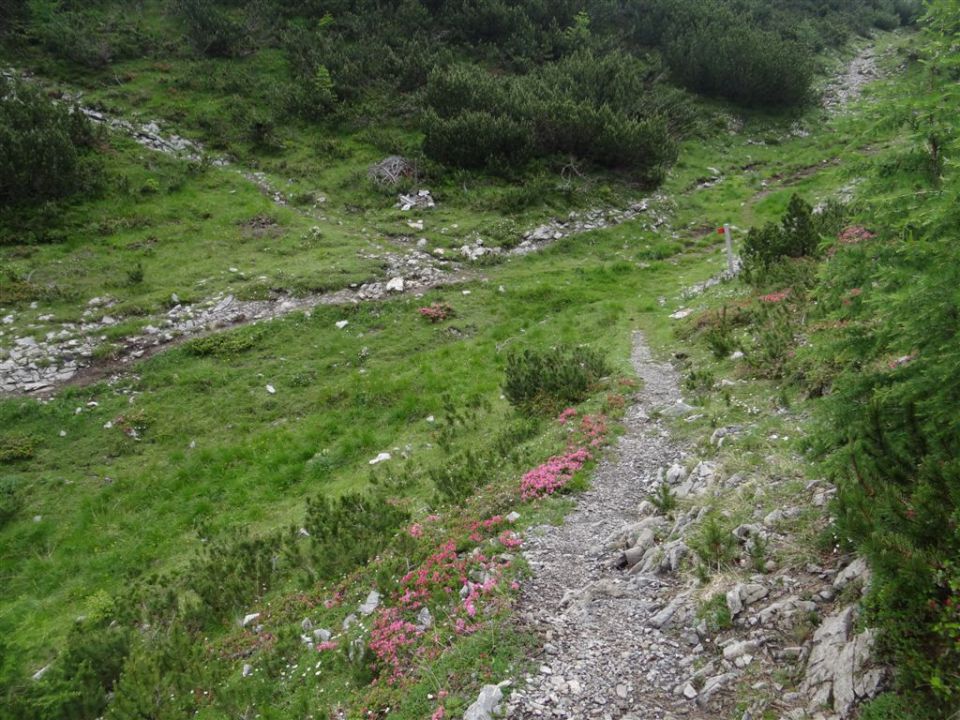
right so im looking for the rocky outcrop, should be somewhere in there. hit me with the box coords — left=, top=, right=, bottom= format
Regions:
left=799, top=606, right=885, bottom=718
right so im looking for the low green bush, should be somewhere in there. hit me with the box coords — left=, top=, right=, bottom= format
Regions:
left=173, top=0, right=251, bottom=58
left=184, top=329, right=260, bottom=357
left=741, top=195, right=846, bottom=282
left=430, top=450, right=494, bottom=504
left=0, top=477, right=23, bottom=529
left=667, top=24, right=813, bottom=107
left=302, top=492, right=410, bottom=580
left=503, top=345, right=610, bottom=412
left=423, top=111, right=534, bottom=170
left=0, top=433, right=35, bottom=463
left=0, top=78, right=103, bottom=209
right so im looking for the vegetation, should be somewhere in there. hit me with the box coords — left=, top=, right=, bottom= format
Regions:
left=0, top=78, right=102, bottom=209
left=503, top=345, right=611, bottom=412
left=1, top=0, right=958, bottom=718
left=673, top=4, right=960, bottom=713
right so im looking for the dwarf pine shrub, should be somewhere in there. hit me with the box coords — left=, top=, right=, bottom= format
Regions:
left=503, top=345, right=610, bottom=412
left=0, top=78, right=103, bottom=209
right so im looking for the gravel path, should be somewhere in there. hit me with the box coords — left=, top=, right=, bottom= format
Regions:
left=508, top=333, right=707, bottom=720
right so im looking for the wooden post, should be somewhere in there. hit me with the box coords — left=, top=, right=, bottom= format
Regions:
left=723, top=224, right=735, bottom=274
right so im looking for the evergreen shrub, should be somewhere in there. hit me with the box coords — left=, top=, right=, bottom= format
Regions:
left=503, top=345, right=610, bottom=411
left=0, top=78, right=102, bottom=209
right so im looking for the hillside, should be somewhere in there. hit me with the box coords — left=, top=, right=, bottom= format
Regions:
left=2, top=1, right=959, bottom=719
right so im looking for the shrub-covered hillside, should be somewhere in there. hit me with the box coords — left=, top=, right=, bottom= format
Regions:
left=677, top=2, right=960, bottom=715
left=1, top=0, right=920, bottom=184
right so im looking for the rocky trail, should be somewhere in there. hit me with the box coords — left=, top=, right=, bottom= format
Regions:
left=494, top=333, right=885, bottom=720
left=820, top=43, right=882, bottom=113
left=508, top=333, right=700, bottom=720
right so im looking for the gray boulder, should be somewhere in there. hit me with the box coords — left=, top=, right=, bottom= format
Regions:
left=464, top=684, right=503, bottom=720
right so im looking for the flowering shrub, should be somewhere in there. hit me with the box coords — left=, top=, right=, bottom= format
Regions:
left=837, top=225, right=876, bottom=244
left=361, top=510, right=521, bottom=685
left=758, top=288, right=792, bottom=304
left=498, top=530, right=522, bottom=549
left=369, top=607, right=423, bottom=685
left=418, top=303, right=454, bottom=323
left=580, top=414, right=608, bottom=447
left=520, top=448, right=592, bottom=500
left=556, top=407, right=578, bottom=424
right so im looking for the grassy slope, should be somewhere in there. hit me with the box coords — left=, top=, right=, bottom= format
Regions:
left=0, top=23, right=921, bottom=716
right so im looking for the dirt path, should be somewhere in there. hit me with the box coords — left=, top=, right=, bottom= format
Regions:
left=507, top=333, right=706, bottom=720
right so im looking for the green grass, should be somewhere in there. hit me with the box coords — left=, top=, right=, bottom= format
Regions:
left=0, top=22, right=932, bottom=718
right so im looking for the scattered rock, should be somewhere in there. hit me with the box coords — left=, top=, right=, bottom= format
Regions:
left=416, top=607, right=433, bottom=630
left=833, top=557, right=869, bottom=592
left=359, top=590, right=381, bottom=616
left=464, top=684, right=503, bottom=720
left=386, top=277, right=405, bottom=293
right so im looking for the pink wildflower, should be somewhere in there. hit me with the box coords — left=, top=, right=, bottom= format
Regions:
left=759, top=288, right=792, bottom=304
left=409, top=523, right=424, bottom=538
left=520, top=448, right=592, bottom=500
left=369, top=607, right=423, bottom=685
left=316, top=640, right=338, bottom=651
left=418, top=303, right=454, bottom=323
left=838, top=225, right=876, bottom=244
left=432, top=708, right=446, bottom=720
left=557, top=407, right=578, bottom=424
left=498, top=531, right=522, bottom=549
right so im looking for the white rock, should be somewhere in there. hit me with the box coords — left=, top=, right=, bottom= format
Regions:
left=386, top=277, right=405, bottom=293
left=723, top=639, right=759, bottom=660
left=242, top=663, right=253, bottom=677
left=666, top=463, right=686, bottom=484
left=369, top=452, right=391, bottom=465
left=726, top=587, right=744, bottom=617
left=833, top=557, right=869, bottom=591
left=241, top=613, right=260, bottom=627
left=265, top=385, right=276, bottom=394
left=359, top=590, right=381, bottom=615
left=670, top=308, right=693, bottom=320
left=335, top=320, right=349, bottom=329
left=464, top=684, right=503, bottom=720
left=416, top=607, right=433, bottom=629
